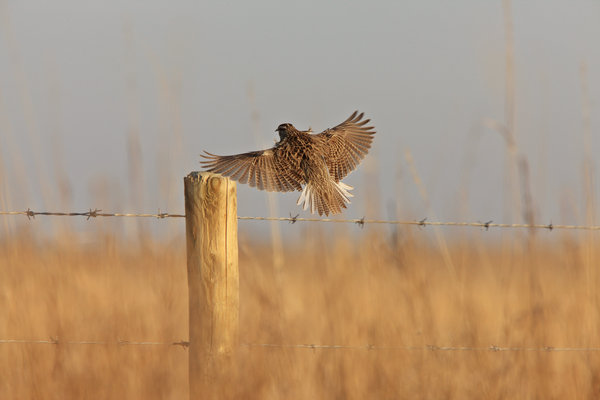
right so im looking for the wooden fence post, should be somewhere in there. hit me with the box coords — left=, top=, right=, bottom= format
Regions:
left=184, top=172, right=239, bottom=399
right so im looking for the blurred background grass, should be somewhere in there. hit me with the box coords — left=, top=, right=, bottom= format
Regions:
left=1, top=221, right=599, bottom=399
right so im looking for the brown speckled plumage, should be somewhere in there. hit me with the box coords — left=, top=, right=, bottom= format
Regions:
left=200, top=111, right=375, bottom=216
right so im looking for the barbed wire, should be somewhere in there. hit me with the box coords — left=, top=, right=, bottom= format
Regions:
left=0, top=209, right=184, bottom=219
left=242, top=343, right=600, bottom=352
left=0, top=337, right=189, bottom=348
left=1, top=337, right=598, bottom=352
left=1, top=209, right=600, bottom=231
left=238, top=215, right=600, bottom=231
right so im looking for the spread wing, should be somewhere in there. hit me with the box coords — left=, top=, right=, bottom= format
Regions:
left=315, top=111, right=376, bottom=182
left=200, top=148, right=304, bottom=192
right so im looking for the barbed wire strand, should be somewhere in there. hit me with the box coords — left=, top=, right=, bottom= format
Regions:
left=0, top=338, right=189, bottom=347
left=238, top=216, right=600, bottom=231
left=0, top=209, right=184, bottom=219
left=2, top=209, right=600, bottom=231
left=1, top=338, right=598, bottom=352
left=242, top=343, right=600, bottom=352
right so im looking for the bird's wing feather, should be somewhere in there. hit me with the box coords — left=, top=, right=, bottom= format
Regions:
left=200, top=147, right=304, bottom=192
left=315, top=111, right=376, bottom=182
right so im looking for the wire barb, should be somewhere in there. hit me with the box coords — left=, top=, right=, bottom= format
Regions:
left=481, top=220, right=493, bottom=231
left=86, top=208, right=100, bottom=220
left=156, top=209, right=169, bottom=219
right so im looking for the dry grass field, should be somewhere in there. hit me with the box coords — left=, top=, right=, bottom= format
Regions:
left=2, top=222, right=600, bottom=399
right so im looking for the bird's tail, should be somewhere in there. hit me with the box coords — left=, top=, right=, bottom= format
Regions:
left=296, top=179, right=353, bottom=216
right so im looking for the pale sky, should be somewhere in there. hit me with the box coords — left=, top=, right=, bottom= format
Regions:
left=0, top=1, right=599, bottom=237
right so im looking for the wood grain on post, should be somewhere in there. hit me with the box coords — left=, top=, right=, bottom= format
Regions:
left=184, top=172, right=239, bottom=399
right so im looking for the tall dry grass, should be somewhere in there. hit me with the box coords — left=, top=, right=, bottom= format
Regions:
left=2, top=223, right=599, bottom=399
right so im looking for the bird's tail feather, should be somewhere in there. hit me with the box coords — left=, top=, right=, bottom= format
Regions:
left=297, top=180, right=353, bottom=216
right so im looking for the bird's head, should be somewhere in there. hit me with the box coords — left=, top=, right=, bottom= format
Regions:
left=275, top=123, right=294, bottom=141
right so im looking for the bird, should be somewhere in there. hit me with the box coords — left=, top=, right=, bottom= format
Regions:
left=200, top=111, right=375, bottom=216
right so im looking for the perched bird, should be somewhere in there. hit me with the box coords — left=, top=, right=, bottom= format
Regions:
left=200, top=111, right=375, bottom=216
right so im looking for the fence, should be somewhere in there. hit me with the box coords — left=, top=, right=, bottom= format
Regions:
left=2, top=171, right=600, bottom=398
